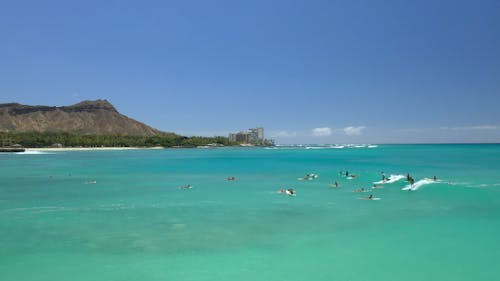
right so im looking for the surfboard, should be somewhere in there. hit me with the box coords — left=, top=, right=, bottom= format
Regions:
left=373, top=174, right=405, bottom=184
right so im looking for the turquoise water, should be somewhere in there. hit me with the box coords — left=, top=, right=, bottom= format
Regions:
left=1, top=144, right=500, bottom=281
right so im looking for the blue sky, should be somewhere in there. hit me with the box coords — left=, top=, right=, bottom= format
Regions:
left=1, top=0, right=499, bottom=143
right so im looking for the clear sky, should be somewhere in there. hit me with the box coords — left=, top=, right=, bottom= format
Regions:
left=1, top=0, right=499, bottom=143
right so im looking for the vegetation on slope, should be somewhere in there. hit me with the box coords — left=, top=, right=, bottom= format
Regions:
left=0, top=132, right=239, bottom=148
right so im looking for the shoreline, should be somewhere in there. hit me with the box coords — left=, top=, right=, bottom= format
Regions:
left=26, top=147, right=165, bottom=152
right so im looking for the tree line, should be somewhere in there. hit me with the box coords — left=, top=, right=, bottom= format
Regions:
left=0, top=132, right=240, bottom=148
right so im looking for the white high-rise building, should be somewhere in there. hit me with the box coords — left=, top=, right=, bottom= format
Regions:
left=229, top=127, right=264, bottom=145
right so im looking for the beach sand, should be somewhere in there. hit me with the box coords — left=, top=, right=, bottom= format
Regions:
left=26, top=146, right=165, bottom=152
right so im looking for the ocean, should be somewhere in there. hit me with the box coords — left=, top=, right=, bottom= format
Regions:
left=1, top=144, right=499, bottom=281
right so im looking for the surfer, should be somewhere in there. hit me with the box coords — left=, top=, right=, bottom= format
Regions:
left=433, top=176, right=437, bottom=181
left=277, top=188, right=295, bottom=196
left=372, top=184, right=382, bottom=189
left=180, top=184, right=192, bottom=189
left=334, top=181, right=339, bottom=188
left=381, top=172, right=386, bottom=181
left=409, top=177, right=415, bottom=187
left=300, top=173, right=318, bottom=180
left=353, top=188, right=365, bottom=193
left=226, top=176, right=237, bottom=181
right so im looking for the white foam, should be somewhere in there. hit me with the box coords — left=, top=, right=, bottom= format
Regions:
left=267, top=144, right=378, bottom=149
left=358, top=197, right=381, bottom=200
left=1, top=206, right=66, bottom=213
left=402, top=178, right=437, bottom=191
left=373, top=174, right=405, bottom=184
left=15, top=150, right=53, bottom=155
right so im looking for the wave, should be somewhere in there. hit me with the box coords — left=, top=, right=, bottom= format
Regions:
left=1, top=204, right=132, bottom=214
left=15, top=151, right=53, bottom=155
left=402, top=178, right=437, bottom=191
left=373, top=174, right=405, bottom=184
left=437, top=181, right=500, bottom=189
left=0, top=206, right=67, bottom=214
left=267, top=144, right=377, bottom=150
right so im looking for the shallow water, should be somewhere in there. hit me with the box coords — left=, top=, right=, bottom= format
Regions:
left=1, top=144, right=500, bottom=280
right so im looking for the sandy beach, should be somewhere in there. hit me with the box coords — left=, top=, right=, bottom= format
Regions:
left=26, top=147, right=165, bottom=152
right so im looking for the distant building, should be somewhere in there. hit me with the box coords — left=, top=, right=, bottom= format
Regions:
left=249, top=127, right=264, bottom=144
left=229, top=127, right=265, bottom=145
left=229, top=132, right=250, bottom=143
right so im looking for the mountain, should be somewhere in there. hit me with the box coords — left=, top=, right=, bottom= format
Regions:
left=0, top=99, right=162, bottom=136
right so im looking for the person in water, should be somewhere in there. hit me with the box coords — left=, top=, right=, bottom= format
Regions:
left=334, top=181, right=339, bottom=188
left=226, top=176, right=237, bottom=181
left=277, top=188, right=295, bottom=196
left=381, top=172, right=386, bottom=181
left=353, top=187, right=365, bottom=193
left=180, top=184, right=192, bottom=189
left=433, top=176, right=437, bottom=181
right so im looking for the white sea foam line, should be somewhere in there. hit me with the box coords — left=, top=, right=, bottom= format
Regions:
left=15, top=151, right=53, bottom=155
left=402, top=179, right=437, bottom=191
left=0, top=206, right=66, bottom=213
left=443, top=181, right=498, bottom=189
left=267, top=144, right=378, bottom=149
left=373, top=174, right=405, bottom=184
